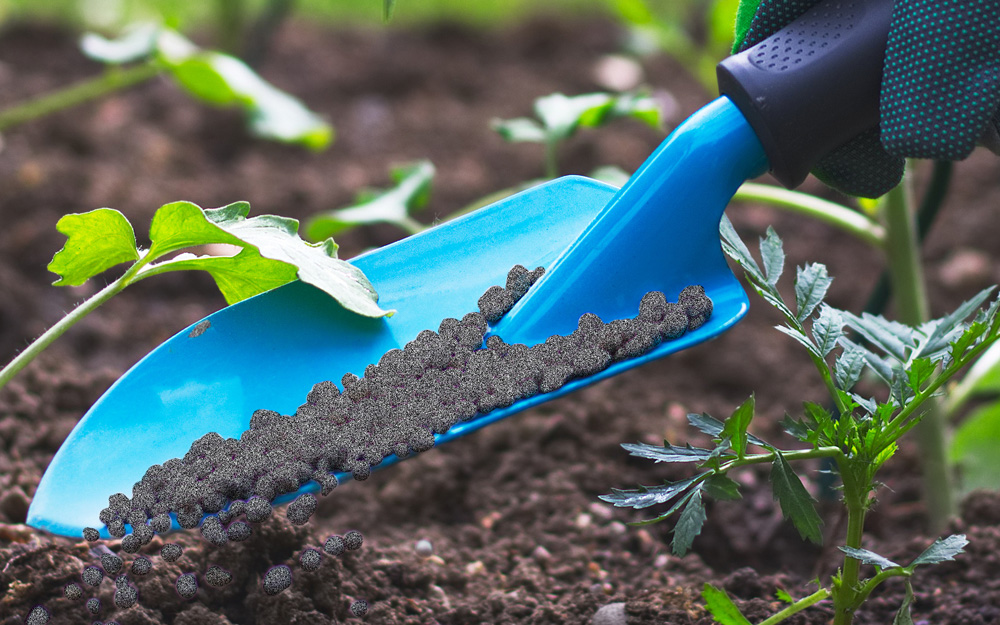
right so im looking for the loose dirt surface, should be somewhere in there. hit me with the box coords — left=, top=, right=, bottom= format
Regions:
left=2, top=15, right=1000, bottom=625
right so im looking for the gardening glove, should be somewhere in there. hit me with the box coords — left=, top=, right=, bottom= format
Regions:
left=731, top=0, right=1000, bottom=198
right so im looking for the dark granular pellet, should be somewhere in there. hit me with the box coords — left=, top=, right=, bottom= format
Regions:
left=204, top=565, right=233, bottom=588
left=160, top=543, right=183, bottom=562
left=262, top=565, right=292, bottom=595
left=245, top=496, right=272, bottom=523
left=107, top=520, right=126, bottom=538
left=149, top=514, right=171, bottom=534
left=200, top=516, right=228, bottom=546
left=286, top=493, right=317, bottom=525
left=678, top=285, right=713, bottom=330
left=101, top=554, right=123, bottom=576
left=64, top=582, right=83, bottom=600
left=86, top=597, right=101, bottom=615
left=24, top=606, right=50, bottom=625
left=81, top=566, right=103, bottom=587
left=175, top=573, right=198, bottom=600
left=82, top=527, right=100, bottom=542
left=344, top=530, right=363, bottom=551
left=115, top=574, right=129, bottom=586
left=131, top=556, right=152, bottom=576
left=350, top=599, right=369, bottom=617
left=299, top=548, right=322, bottom=571
left=323, top=535, right=344, bottom=556
left=226, top=521, right=252, bottom=542
left=114, top=583, right=138, bottom=609
left=120, top=534, right=141, bottom=554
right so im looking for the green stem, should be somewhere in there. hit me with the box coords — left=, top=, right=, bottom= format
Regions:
left=758, top=588, right=831, bottom=625
left=852, top=568, right=911, bottom=609
left=733, top=183, right=886, bottom=249
left=544, top=140, right=559, bottom=179
left=833, top=495, right=868, bottom=625
left=0, top=63, right=160, bottom=132
left=881, top=166, right=953, bottom=531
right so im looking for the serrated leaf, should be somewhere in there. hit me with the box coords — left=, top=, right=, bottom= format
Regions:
left=599, top=474, right=703, bottom=510
left=305, top=161, right=435, bottom=240
left=672, top=487, right=706, bottom=556
left=702, top=584, right=753, bottom=625
left=704, top=474, right=742, bottom=501
left=838, top=546, right=900, bottom=569
left=839, top=337, right=894, bottom=385
left=775, top=324, right=822, bottom=358
left=621, top=441, right=714, bottom=464
left=719, top=215, right=763, bottom=283
left=841, top=312, right=914, bottom=363
left=813, top=305, right=845, bottom=357
left=920, top=287, right=995, bottom=357
left=893, top=580, right=915, bottom=625
left=775, top=588, right=794, bottom=604
left=80, top=24, right=159, bottom=64
left=146, top=247, right=297, bottom=304
left=491, top=117, right=547, bottom=143
left=760, top=227, right=785, bottom=287
left=770, top=451, right=823, bottom=544
left=781, top=414, right=812, bottom=442
left=721, top=395, right=755, bottom=458
left=48, top=208, right=140, bottom=286
left=794, top=264, right=831, bottom=323
left=910, top=534, right=968, bottom=567
left=688, top=412, right=725, bottom=437
left=906, top=358, right=936, bottom=395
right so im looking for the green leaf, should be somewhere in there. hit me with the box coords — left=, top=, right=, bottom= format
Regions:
left=490, top=117, right=547, bottom=143
left=148, top=247, right=298, bottom=305
left=496, top=91, right=663, bottom=146
left=688, top=411, right=768, bottom=448
left=704, top=474, right=742, bottom=501
left=535, top=92, right=614, bottom=141
left=893, top=580, right=915, bottom=625
left=721, top=395, right=755, bottom=458
left=781, top=414, right=812, bottom=443
left=48, top=208, right=140, bottom=286
left=841, top=312, right=914, bottom=363
left=80, top=24, right=159, bottom=64
left=621, top=441, right=714, bottom=463
left=720, top=215, right=763, bottom=283
left=910, top=534, right=968, bottom=567
left=794, top=263, right=831, bottom=323
left=951, top=400, right=1000, bottom=492
left=167, top=56, right=239, bottom=105
left=383, top=0, right=397, bottom=21
left=702, top=584, right=753, bottom=625
left=775, top=588, right=794, bottom=604
left=775, top=325, right=822, bottom=358
left=813, top=305, right=844, bottom=357
left=599, top=474, right=703, bottom=510
left=672, top=487, right=706, bottom=556
left=759, top=227, right=784, bottom=287
left=838, top=546, right=900, bottom=569
left=147, top=201, right=248, bottom=258
left=770, top=451, right=823, bottom=544
left=919, top=287, right=995, bottom=357
left=732, top=0, right=763, bottom=52
left=305, top=161, right=435, bottom=240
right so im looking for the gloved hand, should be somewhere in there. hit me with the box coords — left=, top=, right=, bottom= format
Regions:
left=732, top=0, right=1000, bottom=198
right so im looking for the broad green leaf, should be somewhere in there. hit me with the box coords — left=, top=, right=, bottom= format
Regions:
left=770, top=451, right=823, bottom=544
left=838, top=546, right=900, bottom=570
left=672, top=488, right=706, bottom=556
left=491, top=117, right=547, bottom=143
left=721, top=395, right=755, bottom=458
left=147, top=201, right=248, bottom=258
left=759, top=227, right=784, bottom=287
left=80, top=24, right=159, bottom=64
left=720, top=215, right=763, bottom=283
left=621, top=441, right=714, bottom=463
left=49, top=208, right=140, bottom=286
left=599, top=474, right=703, bottom=510
left=794, top=263, right=832, bottom=324
left=146, top=247, right=298, bottom=304
left=813, top=305, right=844, bottom=357
left=910, top=534, right=967, bottom=567
left=775, top=325, right=822, bottom=358
left=305, top=161, right=435, bottom=240
left=704, top=474, right=742, bottom=501
left=168, top=56, right=240, bottom=105
left=601, top=92, right=662, bottom=129
left=702, top=584, right=752, bottom=625
left=893, top=580, right=915, bottom=625
left=535, top=92, right=614, bottom=141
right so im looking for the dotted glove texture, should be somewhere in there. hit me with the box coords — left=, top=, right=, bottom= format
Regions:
left=733, top=0, right=1000, bottom=198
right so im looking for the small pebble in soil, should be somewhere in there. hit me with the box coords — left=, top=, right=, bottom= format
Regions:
left=414, top=539, right=433, bottom=557
left=64, top=583, right=83, bottom=600
left=344, top=529, right=363, bottom=551
left=286, top=493, right=317, bottom=525
left=161, top=543, right=183, bottom=562
left=262, top=565, right=293, bottom=595
left=323, top=535, right=345, bottom=556
left=226, top=521, right=252, bottom=542
left=175, top=573, right=198, bottom=600
left=82, top=527, right=100, bottom=542
left=300, top=548, right=323, bottom=571
left=350, top=599, right=369, bottom=617
left=592, top=602, right=627, bottom=625
left=101, top=553, right=123, bottom=576
left=114, top=582, right=138, bottom=609
left=81, top=566, right=103, bottom=587
left=24, top=605, right=50, bottom=625
left=204, top=565, right=233, bottom=588
left=86, top=597, right=101, bottom=615
left=131, top=556, right=152, bottom=576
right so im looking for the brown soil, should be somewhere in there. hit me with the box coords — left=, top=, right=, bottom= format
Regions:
left=2, top=15, right=1000, bottom=625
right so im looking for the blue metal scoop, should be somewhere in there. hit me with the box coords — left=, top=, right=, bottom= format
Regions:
left=28, top=0, right=894, bottom=537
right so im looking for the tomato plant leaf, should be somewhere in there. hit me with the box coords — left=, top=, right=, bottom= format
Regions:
left=776, top=325, right=822, bottom=359
left=838, top=546, right=900, bottom=570
left=702, top=584, right=753, bottom=625
left=147, top=201, right=248, bottom=258
left=305, top=161, right=435, bottom=240
left=672, top=487, right=706, bottom=556
left=146, top=247, right=298, bottom=305
left=794, top=263, right=832, bottom=323
left=720, top=215, right=763, bottom=283
left=919, top=287, right=995, bottom=358
left=892, top=580, right=915, bottom=625
left=599, top=474, right=703, bottom=510
left=620, top=441, right=714, bottom=463
left=841, top=312, right=914, bottom=363
left=813, top=305, right=844, bottom=357
left=720, top=395, right=755, bottom=458
left=759, top=227, right=785, bottom=287
left=689, top=410, right=767, bottom=448
left=49, top=208, right=140, bottom=286
left=770, top=451, right=823, bottom=544
left=909, top=534, right=968, bottom=567
left=704, top=474, right=742, bottom=501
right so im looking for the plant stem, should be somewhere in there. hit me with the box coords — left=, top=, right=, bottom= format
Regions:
left=0, top=63, right=160, bottom=132
left=881, top=166, right=954, bottom=531
left=758, top=588, right=831, bottom=625
left=733, top=183, right=886, bottom=248
left=833, top=493, right=869, bottom=625
left=544, top=140, right=559, bottom=179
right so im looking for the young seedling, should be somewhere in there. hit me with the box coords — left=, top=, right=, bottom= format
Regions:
left=0, top=200, right=390, bottom=393
left=603, top=219, right=1000, bottom=625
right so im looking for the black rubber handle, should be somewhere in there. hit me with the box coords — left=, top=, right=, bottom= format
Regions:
left=717, top=0, right=895, bottom=189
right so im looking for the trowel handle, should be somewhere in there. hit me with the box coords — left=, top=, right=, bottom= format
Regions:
left=717, top=0, right=895, bottom=189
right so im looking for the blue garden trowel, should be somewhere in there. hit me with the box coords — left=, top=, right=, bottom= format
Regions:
left=28, top=0, right=893, bottom=538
